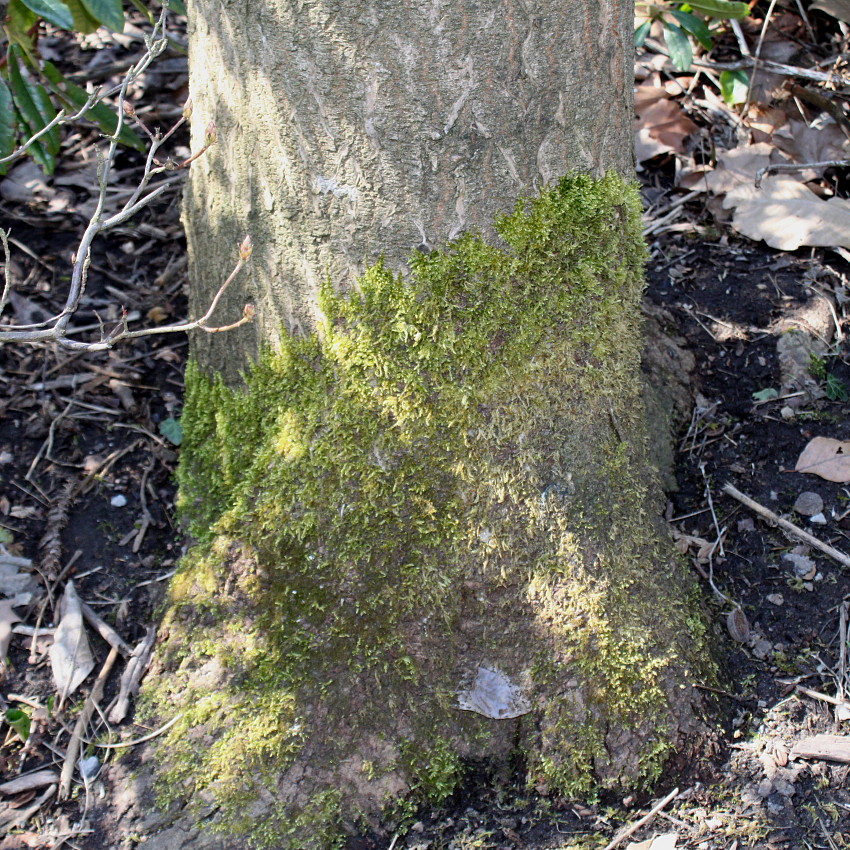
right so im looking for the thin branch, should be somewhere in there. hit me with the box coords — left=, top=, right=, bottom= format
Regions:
left=0, top=11, right=255, bottom=350
left=722, top=483, right=850, bottom=569
left=603, top=787, right=679, bottom=850
left=755, top=158, right=850, bottom=187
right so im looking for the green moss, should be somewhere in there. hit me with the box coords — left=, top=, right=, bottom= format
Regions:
left=143, top=172, right=709, bottom=848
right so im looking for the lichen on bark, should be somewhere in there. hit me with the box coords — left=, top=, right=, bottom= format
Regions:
left=142, top=172, right=709, bottom=849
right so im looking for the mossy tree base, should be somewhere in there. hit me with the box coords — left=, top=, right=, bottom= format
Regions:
left=142, top=173, right=710, bottom=849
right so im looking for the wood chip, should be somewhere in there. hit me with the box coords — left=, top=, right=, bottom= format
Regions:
left=791, top=734, right=850, bottom=763
left=0, top=770, right=59, bottom=795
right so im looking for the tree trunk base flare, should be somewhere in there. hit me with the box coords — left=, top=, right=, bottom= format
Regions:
left=131, top=173, right=712, bottom=849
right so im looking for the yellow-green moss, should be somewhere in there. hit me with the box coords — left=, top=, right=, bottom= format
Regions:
left=142, top=172, right=710, bottom=849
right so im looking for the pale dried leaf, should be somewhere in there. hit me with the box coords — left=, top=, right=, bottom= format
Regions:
left=456, top=667, right=531, bottom=719
left=724, top=175, right=850, bottom=251
left=795, top=436, right=850, bottom=483
left=0, top=599, right=21, bottom=663
left=627, top=833, right=678, bottom=850
left=811, top=0, right=850, bottom=23
left=703, top=143, right=779, bottom=197
left=49, top=581, right=95, bottom=698
left=782, top=551, right=816, bottom=579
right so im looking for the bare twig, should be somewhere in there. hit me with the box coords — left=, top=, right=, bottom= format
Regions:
left=108, top=627, right=155, bottom=723
left=80, top=603, right=132, bottom=657
left=58, top=646, right=119, bottom=800
left=755, top=159, right=850, bottom=187
left=602, top=787, right=679, bottom=850
left=0, top=11, right=255, bottom=351
left=85, top=712, right=183, bottom=749
left=722, top=483, right=850, bottom=569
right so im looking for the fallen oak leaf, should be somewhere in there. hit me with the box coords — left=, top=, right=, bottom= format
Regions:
left=634, top=86, right=698, bottom=162
left=795, top=436, right=850, bottom=483
left=723, top=175, right=850, bottom=251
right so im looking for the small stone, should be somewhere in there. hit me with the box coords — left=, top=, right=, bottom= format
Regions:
left=793, top=491, right=823, bottom=516
left=809, top=512, right=827, bottom=525
left=751, top=638, right=773, bottom=660
left=780, top=405, right=795, bottom=420
left=773, top=778, right=796, bottom=797
left=766, top=594, right=784, bottom=606
left=110, top=494, right=127, bottom=508
left=757, top=778, right=773, bottom=797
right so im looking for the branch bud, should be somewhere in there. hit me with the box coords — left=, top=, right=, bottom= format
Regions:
left=204, top=120, right=217, bottom=147
left=239, top=234, right=253, bottom=261
left=182, top=98, right=193, bottom=120
left=243, top=303, right=256, bottom=320
left=122, top=101, right=136, bottom=118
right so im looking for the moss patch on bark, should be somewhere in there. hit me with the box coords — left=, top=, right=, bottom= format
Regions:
left=142, top=172, right=709, bottom=849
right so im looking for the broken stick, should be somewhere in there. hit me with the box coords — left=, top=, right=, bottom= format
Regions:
left=722, top=483, right=850, bottom=570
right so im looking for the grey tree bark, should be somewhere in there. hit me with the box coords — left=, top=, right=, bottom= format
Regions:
left=183, top=0, right=634, bottom=379
left=116, top=3, right=711, bottom=849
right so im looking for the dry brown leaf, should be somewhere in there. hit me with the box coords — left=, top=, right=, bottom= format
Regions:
left=724, top=175, right=850, bottom=250
left=773, top=119, right=850, bottom=179
left=703, top=143, right=781, bottom=197
left=634, top=86, right=697, bottom=162
left=746, top=105, right=788, bottom=144
left=795, top=436, right=850, bottom=482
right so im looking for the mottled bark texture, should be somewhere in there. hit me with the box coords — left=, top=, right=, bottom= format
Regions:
left=135, top=3, right=712, bottom=848
left=183, top=0, right=634, bottom=379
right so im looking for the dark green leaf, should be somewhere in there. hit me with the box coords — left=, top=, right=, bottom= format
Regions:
left=164, top=0, right=186, bottom=14
left=0, top=79, right=16, bottom=172
left=63, top=0, right=103, bottom=32
left=42, top=61, right=145, bottom=150
left=126, top=0, right=154, bottom=22
left=669, top=9, right=713, bottom=49
left=30, top=83, right=60, bottom=154
left=159, top=418, right=183, bottom=446
left=4, top=708, right=31, bottom=741
left=719, top=69, right=749, bottom=104
left=7, top=45, right=56, bottom=173
left=752, top=387, right=778, bottom=402
left=686, top=0, right=750, bottom=19
left=79, top=0, right=124, bottom=31
left=663, top=22, right=693, bottom=71
left=826, top=373, right=849, bottom=401
left=18, top=0, right=74, bottom=29
left=635, top=19, right=652, bottom=47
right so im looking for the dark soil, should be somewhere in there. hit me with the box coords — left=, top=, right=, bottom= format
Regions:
left=4, top=15, right=850, bottom=850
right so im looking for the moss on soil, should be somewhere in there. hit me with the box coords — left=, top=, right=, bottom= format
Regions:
left=142, top=172, right=708, bottom=848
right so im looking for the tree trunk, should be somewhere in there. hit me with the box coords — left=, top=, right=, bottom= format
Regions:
left=137, top=2, right=711, bottom=848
